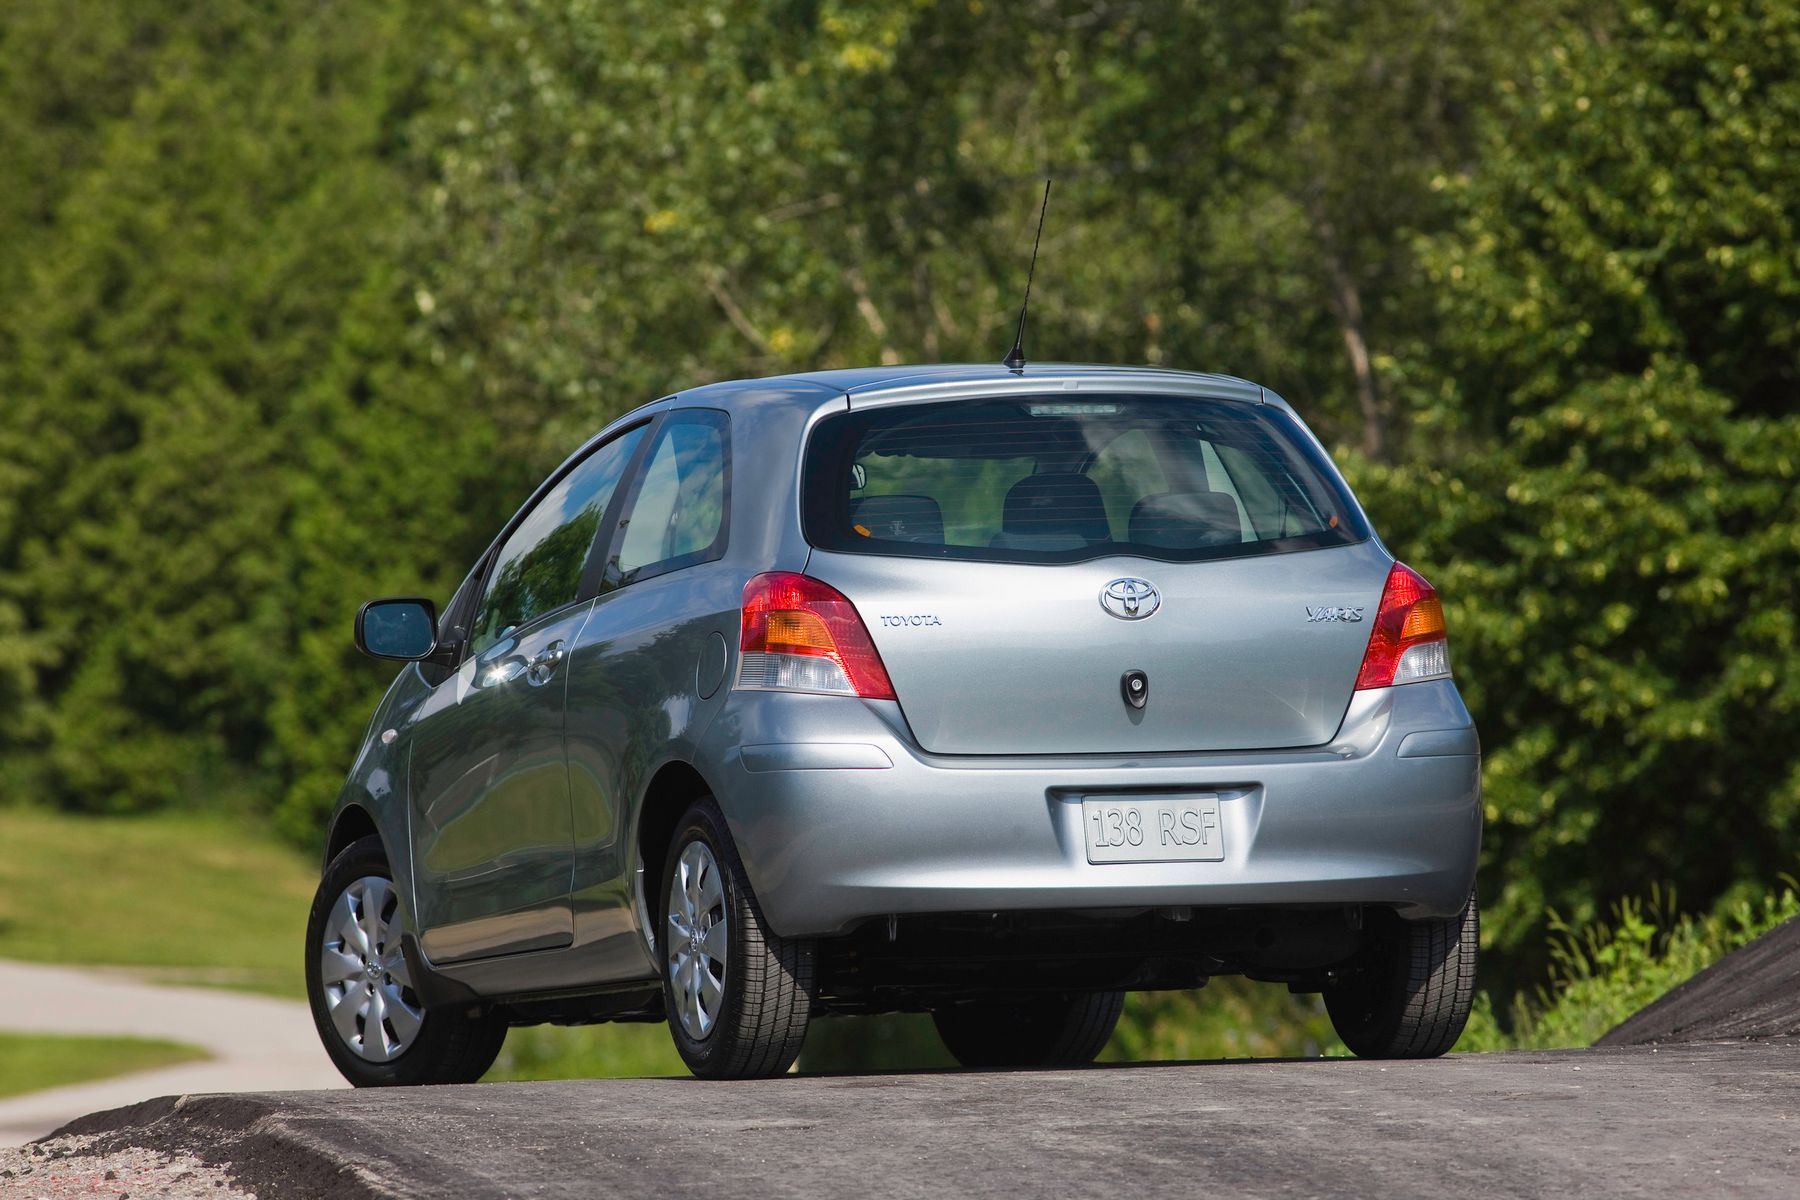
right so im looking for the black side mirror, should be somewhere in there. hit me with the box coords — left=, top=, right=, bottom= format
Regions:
left=355, top=598, right=439, bottom=661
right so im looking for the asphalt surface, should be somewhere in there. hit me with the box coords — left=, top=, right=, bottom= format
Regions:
left=51, top=1040, right=1800, bottom=1199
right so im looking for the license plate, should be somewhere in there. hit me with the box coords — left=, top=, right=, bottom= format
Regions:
left=1082, top=795, right=1224, bottom=864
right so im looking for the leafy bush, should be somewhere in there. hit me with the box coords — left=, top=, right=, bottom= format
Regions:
left=1458, top=881, right=1800, bottom=1052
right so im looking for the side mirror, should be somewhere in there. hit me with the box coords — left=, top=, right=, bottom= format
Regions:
left=355, top=598, right=439, bottom=661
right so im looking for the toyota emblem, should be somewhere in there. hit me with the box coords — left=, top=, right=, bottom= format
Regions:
left=1099, top=577, right=1161, bottom=620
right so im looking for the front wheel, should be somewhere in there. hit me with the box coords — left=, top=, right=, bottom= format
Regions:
left=933, top=992, right=1125, bottom=1069
left=1325, top=892, right=1479, bottom=1059
left=306, top=835, right=506, bottom=1087
left=659, top=798, right=815, bottom=1079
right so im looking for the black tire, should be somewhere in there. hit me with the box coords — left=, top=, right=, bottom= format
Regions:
left=306, top=835, right=507, bottom=1087
left=659, top=798, right=814, bottom=1079
left=1325, top=892, right=1479, bottom=1059
left=933, top=991, right=1125, bottom=1069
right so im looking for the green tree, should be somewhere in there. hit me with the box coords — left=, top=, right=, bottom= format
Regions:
left=1359, top=0, right=1800, bottom=982
left=0, top=1, right=449, bottom=815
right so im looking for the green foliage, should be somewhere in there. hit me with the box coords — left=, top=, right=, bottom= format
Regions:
left=1458, top=881, right=1800, bottom=1051
left=1103, top=980, right=1343, bottom=1062
left=0, top=0, right=450, bottom=823
left=1355, top=376, right=1800, bottom=980
left=1351, top=0, right=1800, bottom=980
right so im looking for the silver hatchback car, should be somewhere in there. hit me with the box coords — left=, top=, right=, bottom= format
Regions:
left=307, top=363, right=1480, bottom=1083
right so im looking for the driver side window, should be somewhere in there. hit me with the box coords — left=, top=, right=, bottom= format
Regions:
left=469, top=425, right=646, bottom=656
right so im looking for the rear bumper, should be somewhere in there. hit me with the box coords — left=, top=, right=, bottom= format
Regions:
left=699, top=681, right=1481, bottom=938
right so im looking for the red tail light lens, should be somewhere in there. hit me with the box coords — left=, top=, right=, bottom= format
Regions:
left=738, top=572, right=896, bottom=700
left=1354, top=563, right=1451, bottom=690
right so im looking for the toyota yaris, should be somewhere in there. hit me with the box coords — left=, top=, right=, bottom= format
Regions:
left=307, top=363, right=1480, bottom=1083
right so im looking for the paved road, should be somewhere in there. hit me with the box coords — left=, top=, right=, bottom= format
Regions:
left=0, top=960, right=345, bottom=1146
left=51, top=1040, right=1800, bottom=1199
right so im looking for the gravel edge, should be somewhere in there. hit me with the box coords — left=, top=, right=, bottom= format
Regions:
left=2, top=1131, right=252, bottom=1199
left=38, top=1094, right=396, bottom=1200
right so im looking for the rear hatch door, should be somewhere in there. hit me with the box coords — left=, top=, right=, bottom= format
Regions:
left=807, top=543, right=1391, bottom=754
left=800, top=389, right=1391, bottom=754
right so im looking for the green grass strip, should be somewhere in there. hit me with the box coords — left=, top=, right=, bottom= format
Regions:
left=0, top=1031, right=209, bottom=1100
left=0, top=808, right=317, bottom=998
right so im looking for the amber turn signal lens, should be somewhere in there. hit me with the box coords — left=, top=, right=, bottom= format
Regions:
left=1401, top=595, right=1445, bottom=640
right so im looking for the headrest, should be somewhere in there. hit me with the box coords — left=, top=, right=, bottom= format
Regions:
left=1128, top=491, right=1244, bottom=548
left=1000, top=473, right=1111, bottom=544
left=850, top=493, right=945, bottom=544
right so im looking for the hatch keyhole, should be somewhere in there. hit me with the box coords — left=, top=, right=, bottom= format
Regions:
left=1122, top=669, right=1149, bottom=710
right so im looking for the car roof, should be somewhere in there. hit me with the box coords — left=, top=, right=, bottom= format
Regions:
left=675, top=362, right=1270, bottom=411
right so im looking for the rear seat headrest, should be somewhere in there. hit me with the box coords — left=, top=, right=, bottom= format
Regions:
left=1000, top=473, right=1111, bottom=544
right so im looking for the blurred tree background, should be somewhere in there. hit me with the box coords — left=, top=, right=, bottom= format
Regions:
left=1, top=0, right=1796, bottom=1052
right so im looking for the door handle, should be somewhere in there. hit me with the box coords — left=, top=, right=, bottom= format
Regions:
left=525, top=640, right=567, bottom=687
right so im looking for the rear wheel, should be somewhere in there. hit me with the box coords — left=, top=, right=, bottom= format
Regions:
left=933, top=991, right=1125, bottom=1069
left=659, top=798, right=814, bottom=1079
left=1325, top=892, right=1478, bottom=1059
left=306, top=835, right=506, bottom=1087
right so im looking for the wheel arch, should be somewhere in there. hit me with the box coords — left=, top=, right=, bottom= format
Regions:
left=634, top=758, right=719, bottom=951
left=325, top=803, right=383, bottom=870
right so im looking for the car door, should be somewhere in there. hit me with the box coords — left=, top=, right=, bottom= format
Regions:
left=563, top=409, right=738, bottom=968
left=407, top=421, right=651, bottom=963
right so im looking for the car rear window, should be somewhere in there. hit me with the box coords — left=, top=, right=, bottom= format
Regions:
left=802, top=395, right=1370, bottom=564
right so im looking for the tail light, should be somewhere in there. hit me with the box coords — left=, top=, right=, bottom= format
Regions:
left=738, top=572, right=896, bottom=700
left=1354, top=563, right=1451, bottom=690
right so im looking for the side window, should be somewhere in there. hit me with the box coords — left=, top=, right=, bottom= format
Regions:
left=614, top=410, right=729, bottom=583
left=470, top=424, right=647, bottom=655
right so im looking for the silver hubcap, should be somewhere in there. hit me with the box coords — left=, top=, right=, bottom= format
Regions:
left=666, top=841, right=729, bottom=1040
left=319, top=875, right=423, bottom=1062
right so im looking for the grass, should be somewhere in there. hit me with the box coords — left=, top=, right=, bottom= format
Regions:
left=1459, top=879, right=1800, bottom=1051
left=0, top=1031, right=208, bottom=1100
left=487, top=1023, right=687, bottom=1081
left=0, top=807, right=317, bottom=997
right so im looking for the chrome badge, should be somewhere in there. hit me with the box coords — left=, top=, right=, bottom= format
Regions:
left=1306, top=606, right=1364, bottom=623
left=1100, top=578, right=1161, bottom=621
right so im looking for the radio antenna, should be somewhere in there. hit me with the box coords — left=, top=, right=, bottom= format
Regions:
left=1002, top=179, right=1052, bottom=372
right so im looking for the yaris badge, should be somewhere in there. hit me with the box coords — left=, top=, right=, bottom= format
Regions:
left=1100, top=578, right=1160, bottom=620
left=1306, top=606, right=1364, bottom=623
